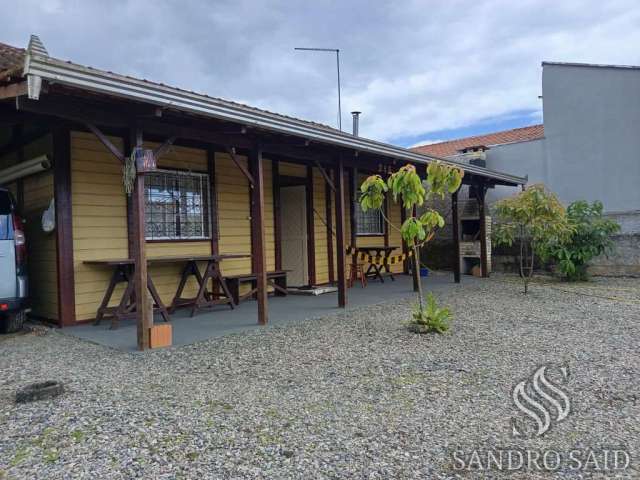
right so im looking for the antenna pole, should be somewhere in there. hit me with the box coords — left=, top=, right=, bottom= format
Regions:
left=295, top=47, right=343, bottom=131
left=336, top=49, right=341, bottom=131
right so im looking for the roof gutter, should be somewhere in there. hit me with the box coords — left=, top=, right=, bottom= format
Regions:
left=24, top=54, right=526, bottom=186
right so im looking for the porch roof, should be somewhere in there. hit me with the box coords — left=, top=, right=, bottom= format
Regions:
left=4, top=35, right=526, bottom=186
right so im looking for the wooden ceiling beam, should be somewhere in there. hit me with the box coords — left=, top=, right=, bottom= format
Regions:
left=0, top=81, right=27, bottom=100
left=0, top=127, right=50, bottom=158
left=86, top=123, right=125, bottom=163
left=225, top=146, right=255, bottom=186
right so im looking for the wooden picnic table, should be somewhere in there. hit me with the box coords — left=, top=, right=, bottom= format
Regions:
left=84, top=254, right=249, bottom=328
left=354, top=246, right=399, bottom=283
left=162, top=254, right=249, bottom=317
left=84, top=257, right=168, bottom=329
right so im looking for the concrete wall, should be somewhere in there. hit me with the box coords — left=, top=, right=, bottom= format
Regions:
left=485, top=138, right=546, bottom=204
left=542, top=63, right=640, bottom=214
left=589, top=234, right=640, bottom=277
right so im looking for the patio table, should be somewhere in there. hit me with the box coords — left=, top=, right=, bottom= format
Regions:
left=83, top=258, right=170, bottom=330
left=156, top=254, right=249, bottom=317
left=355, top=246, right=399, bottom=283
left=85, top=254, right=249, bottom=328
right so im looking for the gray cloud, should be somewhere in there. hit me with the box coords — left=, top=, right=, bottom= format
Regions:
left=3, top=0, right=639, bottom=142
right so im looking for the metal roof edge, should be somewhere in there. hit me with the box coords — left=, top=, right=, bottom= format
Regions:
left=25, top=54, right=526, bottom=185
left=542, top=61, right=640, bottom=71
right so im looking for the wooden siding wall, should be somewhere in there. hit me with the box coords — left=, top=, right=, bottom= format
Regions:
left=216, top=151, right=275, bottom=294
left=312, top=168, right=330, bottom=284
left=71, top=133, right=280, bottom=321
left=71, top=131, right=128, bottom=321
left=70, top=130, right=408, bottom=321
left=23, top=171, right=59, bottom=319
left=0, top=135, right=58, bottom=320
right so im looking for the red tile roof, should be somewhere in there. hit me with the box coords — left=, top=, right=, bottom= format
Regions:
left=0, top=41, right=25, bottom=79
left=411, top=124, right=544, bottom=158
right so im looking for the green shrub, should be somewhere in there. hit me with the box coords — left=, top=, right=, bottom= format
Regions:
left=547, top=200, right=620, bottom=281
left=492, top=184, right=573, bottom=293
left=408, top=293, right=451, bottom=334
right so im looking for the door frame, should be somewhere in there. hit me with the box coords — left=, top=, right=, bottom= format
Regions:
left=275, top=173, right=315, bottom=286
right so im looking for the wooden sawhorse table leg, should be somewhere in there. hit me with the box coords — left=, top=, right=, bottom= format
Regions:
left=170, top=260, right=235, bottom=317
left=95, top=265, right=170, bottom=329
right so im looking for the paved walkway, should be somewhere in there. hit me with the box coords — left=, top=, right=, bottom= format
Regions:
left=65, top=273, right=461, bottom=351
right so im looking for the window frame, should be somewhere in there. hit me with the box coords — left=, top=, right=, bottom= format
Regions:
left=144, top=168, right=212, bottom=242
left=354, top=174, right=385, bottom=236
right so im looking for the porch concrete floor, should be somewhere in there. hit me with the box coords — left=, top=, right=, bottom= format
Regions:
left=65, top=272, right=463, bottom=351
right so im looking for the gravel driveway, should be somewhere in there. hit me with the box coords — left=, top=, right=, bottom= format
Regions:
left=1, top=275, right=639, bottom=479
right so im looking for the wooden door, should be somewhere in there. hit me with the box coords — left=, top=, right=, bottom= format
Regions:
left=280, top=185, right=308, bottom=286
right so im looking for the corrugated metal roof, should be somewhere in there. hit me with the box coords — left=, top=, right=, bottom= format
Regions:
left=5, top=36, right=527, bottom=185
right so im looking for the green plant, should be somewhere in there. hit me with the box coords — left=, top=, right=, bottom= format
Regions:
left=408, top=293, right=451, bottom=334
left=546, top=200, right=620, bottom=281
left=492, top=184, right=573, bottom=293
left=360, top=161, right=463, bottom=319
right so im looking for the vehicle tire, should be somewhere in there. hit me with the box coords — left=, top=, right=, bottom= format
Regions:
left=0, top=309, right=26, bottom=334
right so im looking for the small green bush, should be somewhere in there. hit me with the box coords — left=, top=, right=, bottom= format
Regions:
left=408, top=293, right=451, bottom=334
left=492, top=184, right=572, bottom=293
left=547, top=200, right=620, bottom=281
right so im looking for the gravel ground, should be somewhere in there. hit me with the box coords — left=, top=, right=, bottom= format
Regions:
left=1, top=275, right=639, bottom=479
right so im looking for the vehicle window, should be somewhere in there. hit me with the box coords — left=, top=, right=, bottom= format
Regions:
left=0, top=190, right=12, bottom=215
left=0, top=215, right=10, bottom=240
left=0, top=191, right=13, bottom=240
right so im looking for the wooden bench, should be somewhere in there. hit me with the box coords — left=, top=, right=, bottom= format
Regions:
left=225, top=271, right=288, bottom=304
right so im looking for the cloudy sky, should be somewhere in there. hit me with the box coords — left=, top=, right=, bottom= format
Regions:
left=3, top=1, right=639, bottom=147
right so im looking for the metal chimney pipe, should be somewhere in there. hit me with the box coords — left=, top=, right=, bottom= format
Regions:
left=351, top=111, right=361, bottom=136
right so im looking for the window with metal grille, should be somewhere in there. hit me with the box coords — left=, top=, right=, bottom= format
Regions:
left=144, top=169, right=211, bottom=240
left=355, top=174, right=384, bottom=235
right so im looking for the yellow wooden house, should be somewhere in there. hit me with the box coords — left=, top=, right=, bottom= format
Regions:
left=0, top=36, right=525, bottom=349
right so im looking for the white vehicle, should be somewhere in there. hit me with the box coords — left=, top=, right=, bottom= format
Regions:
left=0, top=188, right=27, bottom=333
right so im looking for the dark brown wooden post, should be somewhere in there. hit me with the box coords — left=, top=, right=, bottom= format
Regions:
left=207, top=149, right=219, bottom=256
left=130, top=128, right=151, bottom=350
left=53, top=127, right=76, bottom=327
left=306, top=165, right=316, bottom=286
left=272, top=159, right=282, bottom=271
left=478, top=180, right=489, bottom=278
left=452, top=190, right=461, bottom=283
left=250, top=143, right=268, bottom=325
left=349, top=167, right=357, bottom=248
left=124, top=135, right=135, bottom=257
left=325, top=167, right=335, bottom=284
left=335, top=155, right=347, bottom=307
left=15, top=126, right=25, bottom=212
left=383, top=196, right=389, bottom=248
